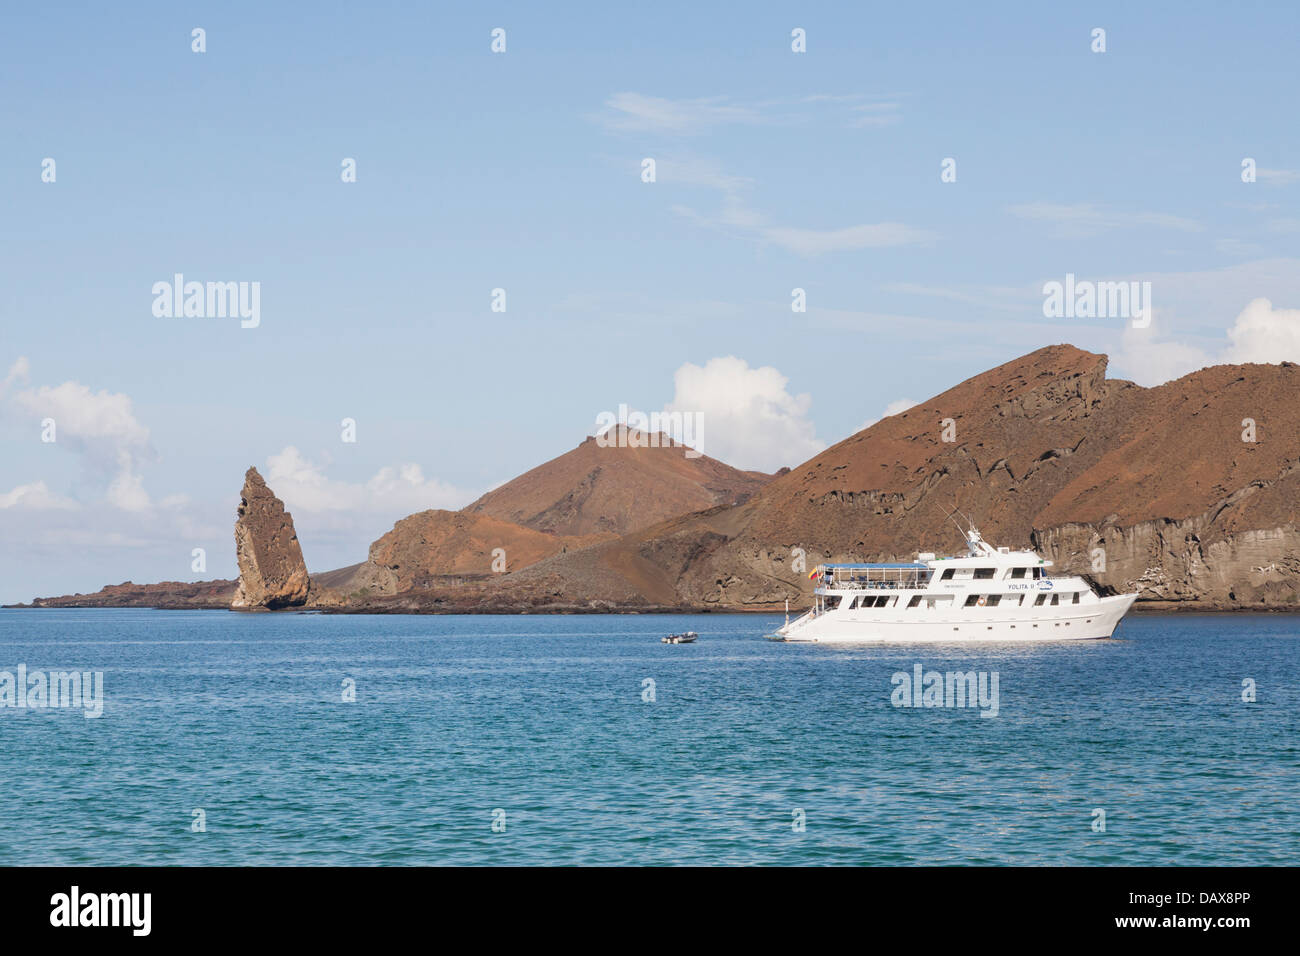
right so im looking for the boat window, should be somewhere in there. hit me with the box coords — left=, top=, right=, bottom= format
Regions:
left=974, top=568, right=995, bottom=580
left=824, top=596, right=841, bottom=610
left=1050, top=594, right=1060, bottom=606
left=1010, top=567, right=1026, bottom=579
left=964, top=594, right=981, bottom=607
left=907, top=595, right=922, bottom=608
left=1072, top=592, right=1081, bottom=604
left=1018, top=595, right=1026, bottom=606
left=986, top=594, right=1002, bottom=606
left=1034, top=595, right=1046, bottom=606
left=940, top=568, right=955, bottom=580
left=1033, top=567, right=1044, bottom=579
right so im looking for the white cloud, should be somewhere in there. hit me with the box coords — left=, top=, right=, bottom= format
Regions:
left=1222, top=298, right=1300, bottom=365
left=3, top=361, right=156, bottom=511
left=1009, top=202, right=1202, bottom=238
left=264, top=446, right=471, bottom=515
left=2, top=357, right=29, bottom=390
left=1115, top=297, right=1300, bottom=385
left=106, top=468, right=152, bottom=512
left=10, top=380, right=150, bottom=460
left=0, top=481, right=78, bottom=511
left=858, top=398, right=920, bottom=433
left=1115, top=318, right=1213, bottom=386
left=663, top=357, right=825, bottom=472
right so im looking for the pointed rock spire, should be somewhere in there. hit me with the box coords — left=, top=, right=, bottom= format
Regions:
left=231, top=467, right=310, bottom=609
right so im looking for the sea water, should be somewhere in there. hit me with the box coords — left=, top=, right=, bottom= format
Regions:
left=0, top=609, right=1296, bottom=865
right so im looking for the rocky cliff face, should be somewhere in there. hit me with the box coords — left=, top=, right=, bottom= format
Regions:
left=231, top=467, right=311, bottom=610
left=469, top=346, right=1300, bottom=612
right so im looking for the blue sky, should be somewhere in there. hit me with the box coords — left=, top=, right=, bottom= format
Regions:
left=3, top=1, right=1299, bottom=603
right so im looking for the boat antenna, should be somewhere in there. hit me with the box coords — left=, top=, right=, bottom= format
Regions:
left=941, top=505, right=969, bottom=542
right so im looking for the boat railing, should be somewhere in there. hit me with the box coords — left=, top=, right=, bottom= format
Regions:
left=819, top=566, right=933, bottom=591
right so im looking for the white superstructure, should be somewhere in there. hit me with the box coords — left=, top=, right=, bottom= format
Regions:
left=774, top=525, right=1137, bottom=643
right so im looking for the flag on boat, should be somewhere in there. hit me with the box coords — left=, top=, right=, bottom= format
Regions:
left=808, top=567, right=821, bottom=580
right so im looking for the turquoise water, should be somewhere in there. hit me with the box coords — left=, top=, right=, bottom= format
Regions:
left=0, top=609, right=1296, bottom=865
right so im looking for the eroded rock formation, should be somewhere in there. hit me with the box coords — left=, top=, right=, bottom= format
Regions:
left=231, top=467, right=311, bottom=609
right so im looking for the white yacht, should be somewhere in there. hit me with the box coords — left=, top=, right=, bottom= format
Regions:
left=774, top=524, right=1138, bottom=644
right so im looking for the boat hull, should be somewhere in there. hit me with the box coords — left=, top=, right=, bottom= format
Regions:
left=775, top=593, right=1138, bottom=644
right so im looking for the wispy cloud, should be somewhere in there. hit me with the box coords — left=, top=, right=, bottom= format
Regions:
left=1009, top=202, right=1203, bottom=238
left=758, top=222, right=934, bottom=255
left=601, top=93, right=761, bottom=134
left=664, top=165, right=932, bottom=256
left=648, top=154, right=755, bottom=193
left=1257, top=168, right=1300, bottom=186
left=846, top=99, right=903, bottom=128
left=674, top=197, right=933, bottom=255
left=600, top=91, right=906, bottom=134
left=1215, top=237, right=1266, bottom=257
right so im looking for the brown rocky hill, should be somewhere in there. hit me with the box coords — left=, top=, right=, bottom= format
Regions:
left=315, top=510, right=606, bottom=600
left=464, top=426, right=770, bottom=536
left=309, top=426, right=771, bottom=602
left=478, top=345, right=1300, bottom=610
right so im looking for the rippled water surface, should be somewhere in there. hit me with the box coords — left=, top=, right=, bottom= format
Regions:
left=1, top=609, right=1296, bottom=865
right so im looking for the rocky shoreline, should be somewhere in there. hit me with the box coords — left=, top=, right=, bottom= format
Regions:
left=14, top=346, right=1300, bottom=616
